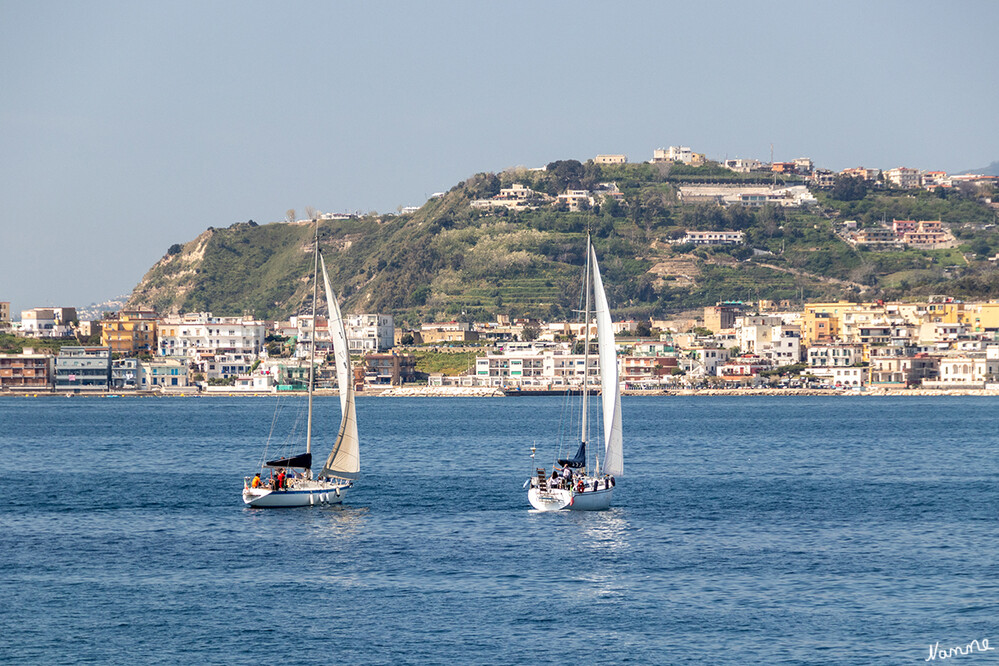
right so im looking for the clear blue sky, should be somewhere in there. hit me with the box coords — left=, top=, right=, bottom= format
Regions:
left=2, top=1, right=997, bottom=316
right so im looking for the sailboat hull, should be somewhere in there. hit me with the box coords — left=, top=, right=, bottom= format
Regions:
left=528, top=486, right=613, bottom=512
left=243, top=482, right=350, bottom=508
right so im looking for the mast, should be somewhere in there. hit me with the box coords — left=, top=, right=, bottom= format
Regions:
left=306, top=219, right=319, bottom=459
left=580, top=233, right=592, bottom=468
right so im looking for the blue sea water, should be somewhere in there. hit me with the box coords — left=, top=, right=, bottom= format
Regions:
left=1, top=395, right=998, bottom=664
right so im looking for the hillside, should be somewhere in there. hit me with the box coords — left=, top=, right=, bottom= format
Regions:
left=126, top=161, right=999, bottom=323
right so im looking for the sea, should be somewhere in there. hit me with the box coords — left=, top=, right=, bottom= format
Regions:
left=1, top=395, right=997, bottom=664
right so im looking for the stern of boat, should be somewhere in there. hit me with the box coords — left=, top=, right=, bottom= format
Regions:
left=528, top=487, right=573, bottom=511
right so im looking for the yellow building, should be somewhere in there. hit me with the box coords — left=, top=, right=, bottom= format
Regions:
left=924, top=301, right=963, bottom=324
left=960, top=302, right=999, bottom=332
left=101, top=310, right=158, bottom=355
left=802, top=302, right=856, bottom=345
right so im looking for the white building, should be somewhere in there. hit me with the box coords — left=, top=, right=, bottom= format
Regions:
left=140, top=357, right=190, bottom=390
left=738, top=316, right=802, bottom=365
left=475, top=347, right=605, bottom=387
left=935, top=355, right=987, bottom=386
left=681, top=230, right=745, bottom=245
left=345, top=314, right=394, bottom=352
left=807, top=365, right=866, bottom=387
left=653, top=146, right=694, bottom=164
left=722, top=158, right=762, bottom=173
left=884, top=167, right=922, bottom=189
left=807, top=344, right=862, bottom=367
left=471, top=183, right=550, bottom=210
left=556, top=189, right=595, bottom=212
left=193, top=351, right=255, bottom=380
left=291, top=315, right=331, bottom=358
left=918, top=322, right=969, bottom=347
left=685, top=346, right=730, bottom=377
left=19, top=307, right=76, bottom=338
left=678, top=184, right=816, bottom=208
left=157, top=313, right=266, bottom=358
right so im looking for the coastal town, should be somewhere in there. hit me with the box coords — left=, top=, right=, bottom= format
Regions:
left=4, top=295, right=999, bottom=395
left=4, top=145, right=999, bottom=397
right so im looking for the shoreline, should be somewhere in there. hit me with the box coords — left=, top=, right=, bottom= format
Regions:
left=3, top=386, right=999, bottom=398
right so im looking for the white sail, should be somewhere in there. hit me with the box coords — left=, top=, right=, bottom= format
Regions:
left=590, top=244, right=623, bottom=478
left=317, top=253, right=360, bottom=480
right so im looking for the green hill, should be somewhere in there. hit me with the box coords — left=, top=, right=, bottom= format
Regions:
left=126, top=161, right=999, bottom=323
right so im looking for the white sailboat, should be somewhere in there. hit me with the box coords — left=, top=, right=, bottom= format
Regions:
left=242, top=225, right=359, bottom=508
left=527, top=234, right=623, bottom=511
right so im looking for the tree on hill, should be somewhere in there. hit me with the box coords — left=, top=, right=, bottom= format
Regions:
left=546, top=160, right=585, bottom=192
left=830, top=175, right=869, bottom=201
left=462, top=172, right=500, bottom=199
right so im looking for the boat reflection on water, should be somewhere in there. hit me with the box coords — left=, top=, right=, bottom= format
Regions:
left=569, top=510, right=630, bottom=551
left=309, top=504, right=370, bottom=538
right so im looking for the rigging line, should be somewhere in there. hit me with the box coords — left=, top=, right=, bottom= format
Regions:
left=259, top=394, right=284, bottom=469
left=556, top=382, right=573, bottom=465
left=287, top=397, right=308, bottom=451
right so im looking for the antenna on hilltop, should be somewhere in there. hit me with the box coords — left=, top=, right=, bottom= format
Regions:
left=770, top=143, right=776, bottom=187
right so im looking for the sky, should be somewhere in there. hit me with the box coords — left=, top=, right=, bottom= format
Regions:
left=2, top=0, right=998, bottom=316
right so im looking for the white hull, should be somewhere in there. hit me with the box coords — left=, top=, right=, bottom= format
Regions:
left=528, top=485, right=613, bottom=512
left=243, top=481, right=350, bottom=508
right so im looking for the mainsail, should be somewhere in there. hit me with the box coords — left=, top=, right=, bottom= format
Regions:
left=317, top=253, right=360, bottom=480
left=591, top=243, right=623, bottom=478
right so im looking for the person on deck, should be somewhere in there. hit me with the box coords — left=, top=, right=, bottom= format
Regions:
left=251, top=473, right=261, bottom=488
left=276, top=469, right=286, bottom=491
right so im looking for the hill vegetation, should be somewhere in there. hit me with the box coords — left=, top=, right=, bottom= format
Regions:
left=126, top=161, right=999, bottom=324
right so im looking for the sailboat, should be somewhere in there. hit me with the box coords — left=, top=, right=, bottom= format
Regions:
left=527, top=234, right=623, bottom=511
left=242, top=224, right=359, bottom=508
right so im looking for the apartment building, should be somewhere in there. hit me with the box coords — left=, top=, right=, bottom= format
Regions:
left=345, top=314, right=394, bottom=352
left=20, top=307, right=77, bottom=338
left=884, top=167, right=922, bottom=189
left=157, top=313, right=266, bottom=357
left=141, top=357, right=190, bottom=390
left=111, top=358, right=140, bottom=389
left=192, top=351, right=255, bottom=380
left=840, top=167, right=881, bottom=181
left=620, top=355, right=678, bottom=384
left=0, top=351, right=53, bottom=389
left=807, top=344, right=862, bottom=368
left=704, top=304, right=740, bottom=333
left=55, top=346, right=111, bottom=391
left=556, top=190, right=595, bottom=212
left=362, top=352, right=416, bottom=386
left=101, top=309, right=158, bottom=355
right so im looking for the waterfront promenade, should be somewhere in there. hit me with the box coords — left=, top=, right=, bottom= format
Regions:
left=4, top=385, right=999, bottom=398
